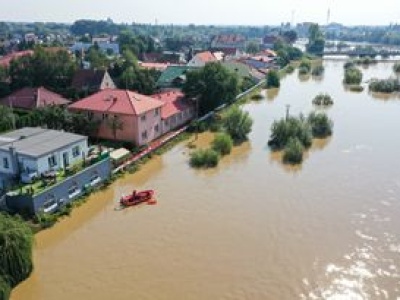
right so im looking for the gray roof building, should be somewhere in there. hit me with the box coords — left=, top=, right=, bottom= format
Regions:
left=0, top=128, right=87, bottom=158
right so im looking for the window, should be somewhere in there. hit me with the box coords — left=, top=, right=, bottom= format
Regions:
left=154, top=124, right=159, bottom=132
left=43, top=195, right=57, bottom=213
left=3, top=157, right=9, bottom=169
left=90, top=172, right=101, bottom=186
left=102, top=113, right=108, bottom=120
left=141, top=130, right=147, bottom=140
left=154, top=108, right=159, bottom=117
left=141, top=114, right=146, bottom=122
left=48, top=154, right=57, bottom=168
left=68, top=183, right=81, bottom=199
left=165, top=119, right=169, bottom=126
left=72, top=146, right=80, bottom=158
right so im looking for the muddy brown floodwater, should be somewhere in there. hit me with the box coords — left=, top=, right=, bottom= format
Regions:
left=12, top=61, right=400, bottom=300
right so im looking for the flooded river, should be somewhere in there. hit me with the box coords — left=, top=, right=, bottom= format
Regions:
left=12, top=61, right=400, bottom=299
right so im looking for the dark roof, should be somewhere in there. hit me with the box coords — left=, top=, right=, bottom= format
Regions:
left=71, top=69, right=108, bottom=91
left=0, top=127, right=87, bottom=158
left=0, top=87, right=70, bottom=110
left=156, top=66, right=197, bottom=87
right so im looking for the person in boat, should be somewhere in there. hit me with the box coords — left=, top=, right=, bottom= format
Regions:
left=132, top=190, right=137, bottom=199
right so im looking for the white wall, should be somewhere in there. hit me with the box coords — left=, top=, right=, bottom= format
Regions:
left=19, top=139, right=88, bottom=175
left=137, top=108, right=162, bottom=146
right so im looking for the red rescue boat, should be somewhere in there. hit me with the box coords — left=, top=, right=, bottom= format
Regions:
left=120, top=189, right=155, bottom=207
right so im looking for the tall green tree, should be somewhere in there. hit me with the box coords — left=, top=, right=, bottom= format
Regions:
left=306, top=24, right=325, bottom=56
left=183, top=62, right=239, bottom=115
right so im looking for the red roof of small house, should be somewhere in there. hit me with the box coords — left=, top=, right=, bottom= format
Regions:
left=69, top=89, right=164, bottom=116
left=0, top=87, right=70, bottom=110
left=195, top=51, right=217, bottom=63
left=151, top=90, right=193, bottom=119
left=0, top=50, right=34, bottom=67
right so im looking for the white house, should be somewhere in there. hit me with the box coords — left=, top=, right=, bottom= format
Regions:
left=0, top=128, right=89, bottom=188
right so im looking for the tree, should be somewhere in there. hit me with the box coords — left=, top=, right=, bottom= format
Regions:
left=0, top=106, right=15, bottom=133
left=344, top=67, right=363, bottom=85
left=9, top=46, right=76, bottom=92
left=306, top=23, right=325, bottom=56
left=268, top=115, right=312, bottom=150
left=222, top=106, right=253, bottom=142
left=183, top=62, right=239, bottom=115
left=283, top=137, right=304, bottom=164
left=266, top=70, right=280, bottom=88
left=282, top=30, right=298, bottom=44
left=0, top=213, right=34, bottom=291
left=246, top=42, right=260, bottom=54
left=307, top=112, right=333, bottom=138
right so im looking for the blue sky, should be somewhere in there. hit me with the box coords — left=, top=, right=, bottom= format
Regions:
left=1, top=0, right=399, bottom=25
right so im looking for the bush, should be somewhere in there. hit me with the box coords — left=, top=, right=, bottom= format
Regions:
left=212, top=133, right=233, bottom=156
left=344, top=67, right=363, bottom=85
left=283, top=137, right=304, bottom=164
left=265, top=70, right=280, bottom=88
left=222, top=106, right=253, bottom=142
left=369, top=78, right=400, bottom=93
left=307, top=112, right=333, bottom=138
left=312, top=93, right=334, bottom=106
left=268, top=116, right=312, bottom=150
left=394, top=63, right=400, bottom=73
left=311, top=65, right=325, bottom=76
left=190, top=149, right=220, bottom=168
left=34, top=212, right=57, bottom=229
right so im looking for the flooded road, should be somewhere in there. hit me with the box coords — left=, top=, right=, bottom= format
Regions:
left=12, top=61, right=400, bottom=299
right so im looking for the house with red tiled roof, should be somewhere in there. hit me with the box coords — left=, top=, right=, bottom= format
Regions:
left=0, top=50, right=34, bottom=68
left=68, top=89, right=164, bottom=146
left=187, top=51, right=217, bottom=67
left=150, top=90, right=195, bottom=134
left=0, top=87, right=70, bottom=111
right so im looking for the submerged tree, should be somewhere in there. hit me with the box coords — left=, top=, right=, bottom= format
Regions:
left=222, top=106, right=253, bottom=142
left=265, top=70, right=280, bottom=88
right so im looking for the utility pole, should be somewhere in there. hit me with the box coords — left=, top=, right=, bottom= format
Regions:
left=285, top=104, right=290, bottom=120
